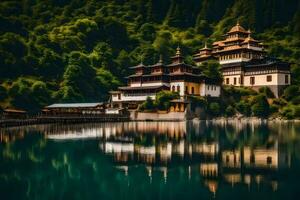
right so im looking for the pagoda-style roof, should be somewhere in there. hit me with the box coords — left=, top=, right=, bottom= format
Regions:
left=46, top=103, right=103, bottom=109
left=126, top=74, right=143, bottom=78
left=167, top=62, right=199, bottom=70
left=213, top=41, right=225, bottom=46
left=169, top=72, right=204, bottom=78
left=245, top=58, right=290, bottom=68
left=214, top=45, right=263, bottom=53
left=227, top=22, right=250, bottom=34
left=220, top=57, right=290, bottom=69
left=242, top=36, right=259, bottom=44
left=148, top=62, right=167, bottom=68
left=129, top=63, right=146, bottom=69
left=127, top=73, right=169, bottom=78
left=118, top=84, right=170, bottom=91
left=200, top=43, right=212, bottom=51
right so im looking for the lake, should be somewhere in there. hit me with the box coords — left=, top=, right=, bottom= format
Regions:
left=1, top=121, right=300, bottom=200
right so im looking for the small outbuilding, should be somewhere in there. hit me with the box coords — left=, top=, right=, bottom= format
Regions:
left=43, top=103, right=105, bottom=116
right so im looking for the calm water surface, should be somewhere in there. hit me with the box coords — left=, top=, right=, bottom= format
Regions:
left=1, top=121, right=300, bottom=200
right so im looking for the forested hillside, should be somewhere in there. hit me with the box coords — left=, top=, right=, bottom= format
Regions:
left=0, top=0, right=299, bottom=112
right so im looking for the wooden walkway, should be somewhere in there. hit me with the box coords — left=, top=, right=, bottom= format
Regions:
left=0, top=114, right=130, bottom=128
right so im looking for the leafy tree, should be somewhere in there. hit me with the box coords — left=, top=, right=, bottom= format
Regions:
left=208, top=102, right=220, bottom=116
left=225, top=105, right=235, bottom=117
left=58, top=51, right=97, bottom=102
left=251, top=95, right=270, bottom=117
left=155, top=91, right=179, bottom=110
left=139, top=23, right=156, bottom=42
left=199, top=60, right=223, bottom=82
left=283, top=85, right=300, bottom=101
left=140, top=96, right=155, bottom=111
left=236, top=100, right=251, bottom=116
left=258, top=86, right=275, bottom=98
left=189, top=96, right=207, bottom=111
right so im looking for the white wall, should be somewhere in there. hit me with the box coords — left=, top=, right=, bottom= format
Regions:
left=223, top=75, right=242, bottom=86
left=277, top=73, right=291, bottom=85
left=220, top=58, right=250, bottom=65
left=244, top=73, right=290, bottom=86
left=142, top=82, right=170, bottom=87
left=112, top=93, right=156, bottom=102
left=170, top=81, right=185, bottom=96
left=200, top=83, right=221, bottom=97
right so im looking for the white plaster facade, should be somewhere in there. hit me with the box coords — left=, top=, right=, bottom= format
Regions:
left=223, top=75, right=243, bottom=86
left=111, top=93, right=156, bottom=102
left=200, top=84, right=221, bottom=97
left=243, top=73, right=290, bottom=87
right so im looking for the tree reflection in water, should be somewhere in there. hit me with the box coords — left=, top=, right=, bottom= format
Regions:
left=1, top=121, right=300, bottom=199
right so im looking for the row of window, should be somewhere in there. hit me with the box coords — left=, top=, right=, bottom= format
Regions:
left=172, top=85, right=196, bottom=94
left=171, top=85, right=218, bottom=94
left=225, top=75, right=289, bottom=85
left=225, top=77, right=242, bottom=85
left=219, top=52, right=262, bottom=61
left=207, top=85, right=217, bottom=91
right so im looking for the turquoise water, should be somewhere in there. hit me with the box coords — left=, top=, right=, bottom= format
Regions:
left=1, top=121, right=300, bottom=200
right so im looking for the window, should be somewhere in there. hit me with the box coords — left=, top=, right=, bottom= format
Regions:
left=172, top=86, right=175, bottom=92
left=185, top=86, right=188, bottom=94
left=267, top=156, right=272, bottom=165
left=285, top=75, right=289, bottom=84
left=177, top=85, right=180, bottom=93
left=267, top=75, right=272, bottom=82
left=250, top=77, right=255, bottom=85
left=234, top=77, right=237, bottom=85
left=226, top=78, right=229, bottom=84
left=250, top=154, right=255, bottom=164
left=191, top=87, right=194, bottom=94
left=118, top=94, right=121, bottom=100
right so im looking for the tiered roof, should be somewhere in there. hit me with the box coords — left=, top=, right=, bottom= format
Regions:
left=212, top=22, right=264, bottom=54
left=119, top=47, right=217, bottom=92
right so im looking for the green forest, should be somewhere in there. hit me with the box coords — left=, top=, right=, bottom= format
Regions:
left=0, top=0, right=300, bottom=114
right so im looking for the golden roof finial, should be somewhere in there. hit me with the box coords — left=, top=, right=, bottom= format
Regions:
left=159, top=54, right=163, bottom=63
left=204, top=42, right=208, bottom=49
left=237, top=20, right=240, bottom=26
left=176, top=45, right=181, bottom=56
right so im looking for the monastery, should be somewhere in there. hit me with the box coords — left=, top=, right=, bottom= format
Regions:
left=110, top=22, right=291, bottom=110
left=194, top=22, right=291, bottom=97
left=110, top=47, right=221, bottom=110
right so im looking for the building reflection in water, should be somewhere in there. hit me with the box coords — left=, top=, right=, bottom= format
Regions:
left=0, top=120, right=297, bottom=196
left=72, top=120, right=292, bottom=195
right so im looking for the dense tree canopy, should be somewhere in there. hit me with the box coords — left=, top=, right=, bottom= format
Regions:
left=0, top=0, right=299, bottom=112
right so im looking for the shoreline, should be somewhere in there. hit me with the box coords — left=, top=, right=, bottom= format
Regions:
left=1, top=116, right=300, bottom=128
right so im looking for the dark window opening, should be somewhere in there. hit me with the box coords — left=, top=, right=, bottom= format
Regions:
left=250, top=77, right=255, bottom=85
left=285, top=75, right=289, bottom=84
left=250, top=154, right=255, bottom=164
left=267, top=156, right=272, bottom=165
left=226, top=78, right=229, bottom=84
